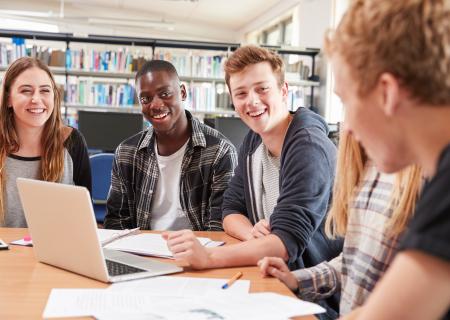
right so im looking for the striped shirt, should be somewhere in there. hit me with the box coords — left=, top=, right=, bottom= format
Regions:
left=293, top=164, right=408, bottom=315
left=252, top=143, right=281, bottom=221
left=104, top=111, right=237, bottom=231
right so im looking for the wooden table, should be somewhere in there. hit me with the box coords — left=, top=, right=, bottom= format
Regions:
left=0, top=228, right=316, bottom=319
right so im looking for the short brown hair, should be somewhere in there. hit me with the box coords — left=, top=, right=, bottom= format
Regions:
left=325, top=0, right=450, bottom=105
left=224, top=45, right=285, bottom=89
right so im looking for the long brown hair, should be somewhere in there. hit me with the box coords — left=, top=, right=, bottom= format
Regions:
left=0, top=57, right=65, bottom=223
left=325, top=131, right=422, bottom=237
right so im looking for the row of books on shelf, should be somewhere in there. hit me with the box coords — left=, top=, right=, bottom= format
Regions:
left=283, top=58, right=312, bottom=81
left=65, top=49, right=149, bottom=73
left=187, top=83, right=215, bottom=111
left=66, top=81, right=136, bottom=106
left=154, top=50, right=226, bottom=78
left=0, top=41, right=51, bottom=67
left=0, top=43, right=149, bottom=74
left=0, top=41, right=227, bottom=79
left=62, top=49, right=228, bottom=78
left=61, top=79, right=232, bottom=111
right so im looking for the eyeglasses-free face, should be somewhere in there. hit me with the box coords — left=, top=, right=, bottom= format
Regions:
left=229, top=61, right=289, bottom=137
left=8, top=67, right=55, bottom=131
left=136, top=70, right=187, bottom=135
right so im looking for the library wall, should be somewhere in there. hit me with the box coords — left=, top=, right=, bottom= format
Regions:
left=295, top=0, right=332, bottom=49
left=296, top=0, right=332, bottom=117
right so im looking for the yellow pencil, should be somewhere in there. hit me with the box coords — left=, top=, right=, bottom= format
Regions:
left=222, top=271, right=243, bottom=289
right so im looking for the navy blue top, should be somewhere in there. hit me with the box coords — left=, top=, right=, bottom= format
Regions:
left=222, top=107, right=342, bottom=269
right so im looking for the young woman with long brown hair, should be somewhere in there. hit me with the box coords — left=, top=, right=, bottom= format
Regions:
left=0, top=57, right=91, bottom=227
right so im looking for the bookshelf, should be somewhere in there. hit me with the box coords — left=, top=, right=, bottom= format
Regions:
left=263, top=45, right=321, bottom=111
left=0, top=30, right=322, bottom=126
left=0, top=29, right=240, bottom=126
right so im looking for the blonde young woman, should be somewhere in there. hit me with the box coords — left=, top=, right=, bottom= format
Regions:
left=0, top=57, right=91, bottom=227
left=258, top=131, right=422, bottom=317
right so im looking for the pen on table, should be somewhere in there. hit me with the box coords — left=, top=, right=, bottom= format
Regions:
left=222, top=271, right=243, bottom=289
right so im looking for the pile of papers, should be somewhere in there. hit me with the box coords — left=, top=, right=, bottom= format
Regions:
left=43, top=276, right=325, bottom=319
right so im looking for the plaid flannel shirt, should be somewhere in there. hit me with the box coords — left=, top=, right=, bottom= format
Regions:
left=293, top=164, right=411, bottom=315
left=104, top=111, right=237, bottom=231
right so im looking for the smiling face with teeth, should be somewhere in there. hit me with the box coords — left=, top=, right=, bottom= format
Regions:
left=136, top=70, right=188, bottom=136
left=229, top=61, right=289, bottom=137
left=8, top=67, right=55, bottom=131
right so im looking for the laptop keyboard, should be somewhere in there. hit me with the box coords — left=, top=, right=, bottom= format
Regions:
left=106, top=259, right=147, bottom=276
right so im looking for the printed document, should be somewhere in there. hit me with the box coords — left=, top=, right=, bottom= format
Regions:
left=43, top=289, right=325, bottom=319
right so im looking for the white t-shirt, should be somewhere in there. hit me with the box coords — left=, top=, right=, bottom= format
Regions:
left=150, top=139, right=191, bottom=231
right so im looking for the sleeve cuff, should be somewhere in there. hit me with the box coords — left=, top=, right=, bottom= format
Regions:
left=271, top=229, right=300, bottom=269
left=291, top=261, right=340, bottom=301
left=400, top=231, right=450, bottom=261
left=222, top=209, right=247, bottom=219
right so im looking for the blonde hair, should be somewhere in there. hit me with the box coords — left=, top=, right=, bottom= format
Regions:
left=224, top=45, right=285, bottom=89
left=325, top=131, right=422, bottom=237
left=0, top=57, right=65, bottom=224
left=325, top=0, right=450, bottom=105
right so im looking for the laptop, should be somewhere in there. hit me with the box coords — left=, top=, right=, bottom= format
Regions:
left=16, top=178, right=182, bottom=283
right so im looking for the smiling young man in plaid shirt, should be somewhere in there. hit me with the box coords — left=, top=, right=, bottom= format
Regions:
left=104, top=60, right=237, bottom=231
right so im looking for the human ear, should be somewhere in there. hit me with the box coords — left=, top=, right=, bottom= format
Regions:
left=180, top=84, right=187, bottom=101
left=281, top=82, right=289, bottom=101
left=379, top=73, right=400, bottom=117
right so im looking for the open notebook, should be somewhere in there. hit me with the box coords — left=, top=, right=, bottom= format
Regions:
left=99, top=229, right=224, bottom=259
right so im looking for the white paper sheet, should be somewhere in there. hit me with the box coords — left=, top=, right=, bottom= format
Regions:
left=103, top=233, right=223, bottom=258
left=43, top=289, right=196, bottom=318
left=43, top=289, right=325, bottom=319
left=108, top=276, right=250, bottom=296
left=214, top=292, right=326, bottom=318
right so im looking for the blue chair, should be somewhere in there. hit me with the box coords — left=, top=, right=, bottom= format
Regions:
left=89, top=153, right=114, bottom=223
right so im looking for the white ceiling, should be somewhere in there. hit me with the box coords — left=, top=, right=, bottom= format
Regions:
left=0, top=0, right=301, bottom=42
